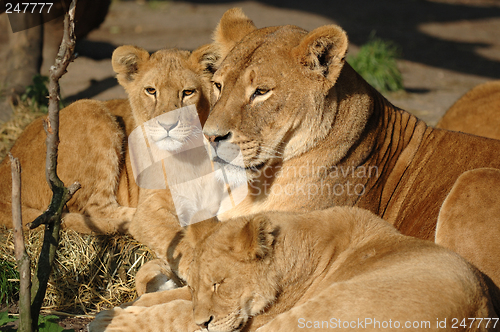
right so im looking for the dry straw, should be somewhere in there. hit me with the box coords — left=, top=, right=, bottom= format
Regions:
left=1, top=227, right=154, bottom=314
left=1, top=103, right=154, bottom=315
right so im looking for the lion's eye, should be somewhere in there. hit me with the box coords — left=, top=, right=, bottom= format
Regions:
left=250, top=88, right=270, bottom=102
left=145, top=87, right=156, bottom=96
left=213, top=283, right=217, bottom=292
left=254, top=88, right=269, bottom=96
left=213, top=82, right=222, bottom=91
left=183, top=89, right=195, bottom=98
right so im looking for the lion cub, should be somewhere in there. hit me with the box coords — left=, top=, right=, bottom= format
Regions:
left=89, top=207, right=500, bottom=332
left=0, top=44, right=217, bottom=234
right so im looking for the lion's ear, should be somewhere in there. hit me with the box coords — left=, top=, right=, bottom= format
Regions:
left=112, top=45, right=150, bottom=87
left=189, top=44, right=220, bottom=76
left=184, top=217, right=219, bottom=248
left=232, top=215, right=277, bottom=261
left=213, top=8, right=257, bottom=59
left=292, top=25, right=348, bottom=85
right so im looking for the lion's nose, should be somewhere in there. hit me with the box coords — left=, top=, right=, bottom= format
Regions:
left=196, top=315, right=214, bottom=329
left=204, top=131, right=231, bottom=143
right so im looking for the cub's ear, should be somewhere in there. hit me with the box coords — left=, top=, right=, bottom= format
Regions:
left=184, top=217, right=219, bottom=249
left=292, top=25, right=348, bottom=85
left=230, top=214, right=277, bottom=261
left=213, top=8, right=257, bottom=59
left=189, top=43, right=220, bottom=77
left=112, top=45, right=150, bottom=87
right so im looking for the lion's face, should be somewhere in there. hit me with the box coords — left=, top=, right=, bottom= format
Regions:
left=203, top=18, right=349, bottom=184
left=185, top=217, right=278, bottom=332
left=112, top=45, right=217, bottom=137
left=144, top=106, right=200, bottom=152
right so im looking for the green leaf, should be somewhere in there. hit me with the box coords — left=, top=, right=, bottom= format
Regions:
left=0, top=310, right=17, bottom=327
left=38, top=315, right=74, bottom=332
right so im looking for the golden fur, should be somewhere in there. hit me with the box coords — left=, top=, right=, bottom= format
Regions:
left=0, top=45, right=217, bottom=234
left=90, top=207, right=500, bottom=332
left=437, top=80, right=500, bottom=140
left=197, top=8, right=500, bottom=288
left=88, top=9, right=500, bottom=331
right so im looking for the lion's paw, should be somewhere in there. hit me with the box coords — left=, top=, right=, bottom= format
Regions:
left=89, top=300, right=199, bottom=332
left=89, top=306, right=143, bottom=332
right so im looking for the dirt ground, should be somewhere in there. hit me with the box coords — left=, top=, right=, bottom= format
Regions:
left=1, top=0, right=500, bottom=330
left=2, top=0, right=500, bottom=125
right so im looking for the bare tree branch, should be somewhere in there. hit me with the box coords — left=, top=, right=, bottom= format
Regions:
left=28, top=1, right=80, bottom=328
left=9, top=153, right=32, bottom=332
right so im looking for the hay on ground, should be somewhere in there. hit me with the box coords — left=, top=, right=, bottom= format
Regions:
left=0, top=226, right=154, bottom=315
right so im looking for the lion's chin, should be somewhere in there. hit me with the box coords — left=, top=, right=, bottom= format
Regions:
left=152, top=136, right=185, bottom=151
left=213, top=161, right=249, bottom=187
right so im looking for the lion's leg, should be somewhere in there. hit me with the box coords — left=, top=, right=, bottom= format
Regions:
left=89, top=299, right=198, bottom=332
left=436, top=167, right=500, bottom=287
left=135, top=259, right=184, bottom=296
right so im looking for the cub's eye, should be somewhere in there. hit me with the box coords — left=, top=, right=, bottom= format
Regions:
left=213, top=283, right=218, bottom=292
left=145, top=87, right=156, bottom=95
left=213, top=82, right=222, bottom=91
left=182, top=89, right=195, bottom=98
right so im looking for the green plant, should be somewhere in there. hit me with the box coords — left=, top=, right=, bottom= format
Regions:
left=147, top=0, right=170, bottom=11
left=347, top=33, right=404, bottom=93
left=0, top=311, right=74, bottom=332
left=20, top=75, right=50, bottom=114
left=0, top=260, right=19, bottom=305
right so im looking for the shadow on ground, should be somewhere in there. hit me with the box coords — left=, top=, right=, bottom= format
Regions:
left=186, top=0, right=500, bottom=80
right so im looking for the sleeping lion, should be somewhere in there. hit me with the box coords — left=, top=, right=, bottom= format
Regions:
left=89, top=207, right=500, bottom=332
left=0, top=44, right=218, bottom=234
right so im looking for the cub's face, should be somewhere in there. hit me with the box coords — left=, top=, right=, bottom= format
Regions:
left=144, top=107, right=200, bottom=152
left=203, top=24, right=348, bottom=184
left=112, top=46, right=216, bottom=143
left=185, top=217, right=278, bottom=332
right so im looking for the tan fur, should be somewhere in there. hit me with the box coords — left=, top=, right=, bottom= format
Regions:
left=437, top=80, right=500, bottom=140
left=200, top=9, right=500, bottom=288
left=0, top=45, right=217, bottom=235
left=436, top=168, right=500, bottom=290
left=90, top=207, right=500, bottom=332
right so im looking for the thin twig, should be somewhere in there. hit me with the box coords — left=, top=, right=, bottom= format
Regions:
left=9, top=153, right=32, bottom=332
left=29, top=0, right=79, bottom=329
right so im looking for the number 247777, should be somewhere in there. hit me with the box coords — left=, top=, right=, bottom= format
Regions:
left=5, top=3, right=54, bottom=14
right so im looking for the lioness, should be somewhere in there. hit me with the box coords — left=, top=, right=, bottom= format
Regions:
left=437, top=80, right=500, bottom=140
left=89, top=207, right=500, bottom=332
left=0, top=44, right=217, bottom=234
left=198, top=8, right=500, bottom=288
